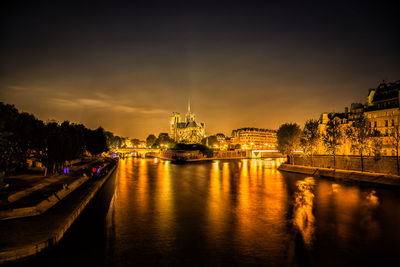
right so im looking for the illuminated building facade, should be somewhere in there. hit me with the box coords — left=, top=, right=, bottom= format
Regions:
left=317, top=112, right=351, bottom=155
left=365, top=81, right=400, bottom=156
left=231, top=127, right=277, bottom=149
left=215, top=133, right=231, bottom=150
left=317, top=81, right=400, bottom=156
left=215, top=133, right=226, bottom=143
left=170, top=101, right=205, bottom=144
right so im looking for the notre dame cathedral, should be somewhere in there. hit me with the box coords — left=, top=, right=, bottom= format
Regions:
left=169, top=101, right=205, bottom=144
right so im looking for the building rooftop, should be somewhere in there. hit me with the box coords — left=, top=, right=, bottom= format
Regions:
left=366, top=81, right=400, bottom=111
left=232, top=127, right=277, bottom=133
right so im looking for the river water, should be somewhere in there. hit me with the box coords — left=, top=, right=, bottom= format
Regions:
left=21, top=158, right=400, bottom=266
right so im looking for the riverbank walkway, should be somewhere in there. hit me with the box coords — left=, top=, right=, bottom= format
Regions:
left=0, top=159, right=117, bottom=264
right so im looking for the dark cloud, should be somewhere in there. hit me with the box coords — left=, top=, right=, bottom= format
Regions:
left=1, top=1, right=399, bottom=138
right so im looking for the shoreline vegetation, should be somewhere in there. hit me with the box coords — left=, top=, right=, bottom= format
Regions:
left=0, top=102, right=111, bottom=178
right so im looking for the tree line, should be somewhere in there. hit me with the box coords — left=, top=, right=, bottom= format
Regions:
left=145, top=133, right=175, bottom=148
left=144, top=133, right=226, bottom=150
left=277, top=115, right=399, bottom=174
left=0, top=102, right=109, bottom=175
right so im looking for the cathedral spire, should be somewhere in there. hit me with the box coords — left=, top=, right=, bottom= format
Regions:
left=188, top=99, right=191, bottom=114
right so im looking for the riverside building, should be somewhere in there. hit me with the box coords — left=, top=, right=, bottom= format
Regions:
left=317, top=80, right=400, bottom=156
left=231, top=127, right=277, bottom=150
left=365, top=81, right=400, bottom=156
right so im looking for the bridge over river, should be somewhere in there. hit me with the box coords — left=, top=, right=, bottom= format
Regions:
left=113, top=148, right=284, bottom=160
left=112, top=148, right=160, bottom=158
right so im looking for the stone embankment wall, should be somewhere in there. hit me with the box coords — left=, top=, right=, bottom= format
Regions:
left=160, top=150, right=284, bottom=161
left=292, top=155, right=398, bottom=175
left=278, top=164, right=400, bottom=186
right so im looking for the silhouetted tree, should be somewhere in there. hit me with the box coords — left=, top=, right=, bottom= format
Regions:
left=146, top=134, right=157, bottom=147
left=322, top=117, right=342, bottom=169
left=105, top=131, right=125, bottom=149
left=202, top=135, right=219, bottom=148
left=300, top=119, right=320, bottom=167
left=0, top=103, right=45, bottom=173
left=85, top=127, right=108, bottom=156
left=277, top=123, right=302, bottom=165
left=0, top=102, right=110, bottom=175
left=43, top=121, right=63, bottom=174
left=156, top=133, right=174, bottom=148
left=131, top=138, right=141, bottom=147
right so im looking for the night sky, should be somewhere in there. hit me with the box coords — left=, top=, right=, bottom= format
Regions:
left=1, top=1, right=399, bottom=139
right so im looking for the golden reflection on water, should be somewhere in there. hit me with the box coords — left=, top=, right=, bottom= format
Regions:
left=137, top=158, right=148, bottom=213
left=118, top=158, right=127, bottom=200
left=366, top=190, right=379, bottom=206
left=116, top=158, right=131, bottom=216
left=239, top=159, right=250, bottom=212
left=205, top=158, right=288, bottom=247
left=315, top=179, right=381, bottom=244
left=362, top=189, right=380, bottom=240
left=207, top=161, right=225, bottom=238
left=156, top=160, right=174, bottom=238
left=333, top=185, right=360, bottom=243
left=332, top=183, right=340, bottom=193
left=106, top=158, right=132, bottom=245
left=235, top=159, right=288, bottom=254
left=260, top=165, right=287, bottom=250
left=294, top=177, right=316, bottom=247
left=101, top=157, right=396, bottom=264
left=222, top=162, right=230, bottom=194
left=237, top=159, right=253, bottom=246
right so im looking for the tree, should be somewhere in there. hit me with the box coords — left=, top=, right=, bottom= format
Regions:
left=104, top=131, right=115, bottom=149
left=85, top=127, right=108, bottom=156
left=60, top=121, right=85, bottom=161
left=146, top=134, right=157, bottom=147
left=345, top=116, right=373, bottom=172
left=277, top=123, right=302, bottom=165
left=43, top=121, right=63, bottom=174
left=0, top=103, right=45, bottom=173
left=156, top=133, right=174, bottom=148
left=370, top=129, right=382, bottom=160
left=202, top=135, right=219, bottom=148
left=300, top=119, right=320, bottom=167
left=0, top=102, right=110, bottom=175
left=131, top=138, right=141, bottom=147
left=104, top=131, right=125, bottom=149
left=322, top=117, right=342, bottom=169
left=388, top=114, right=400, bottom=175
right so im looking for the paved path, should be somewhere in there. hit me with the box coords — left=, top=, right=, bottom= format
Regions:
left=0, top=161, right=117, bottom=264
left=0, top=160, right=103, bottom=210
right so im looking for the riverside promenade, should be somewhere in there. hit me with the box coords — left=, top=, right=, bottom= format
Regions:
left=278, top=164, right=400, bottom=186
left=0, top=158, right=117, bottom=264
